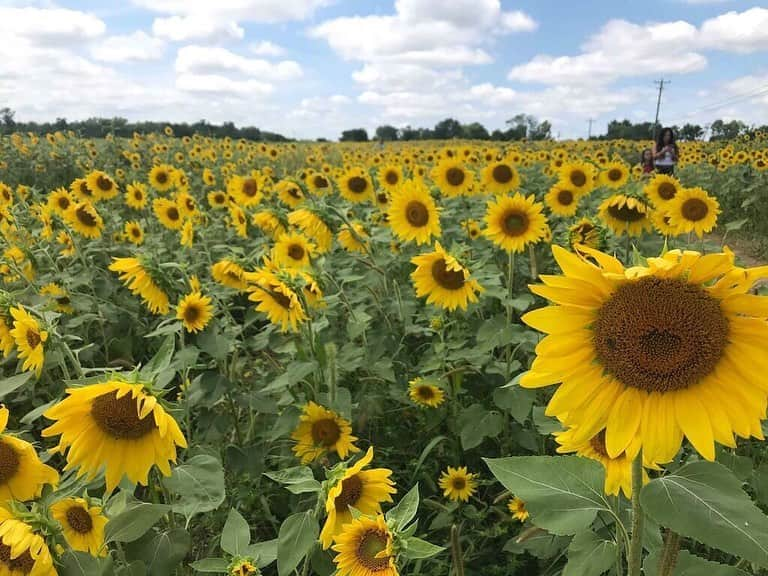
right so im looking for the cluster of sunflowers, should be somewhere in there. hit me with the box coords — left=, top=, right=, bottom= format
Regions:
left=0, top=126, right=766, bottom=576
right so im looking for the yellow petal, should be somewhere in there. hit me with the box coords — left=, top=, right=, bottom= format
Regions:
left=675, top=390, right=715, bottom=461
left=605, top=388, right=643, bottom=458
left=522, top=306, right=594, bottom=334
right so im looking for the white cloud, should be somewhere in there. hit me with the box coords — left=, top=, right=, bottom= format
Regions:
left=175, top=74, right=274, bottom=95
left=250, top=41, right=286, bottom=56
left=699, top=7, right=768, bottom=53
left=0, top=6, right=105, bottom=44
left=153, top=15, right=244, bottom=42
left=90, top=31, right=165, bottom=63
left=175, top=45, right=302, bottom=81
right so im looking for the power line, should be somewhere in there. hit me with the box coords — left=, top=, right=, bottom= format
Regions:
left=664, top=83, right=768, bottom=126
left=652, top=78, right=668, bottom=142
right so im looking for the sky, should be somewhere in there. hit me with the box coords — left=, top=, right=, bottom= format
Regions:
left=1, top=0, right=767, bottom=139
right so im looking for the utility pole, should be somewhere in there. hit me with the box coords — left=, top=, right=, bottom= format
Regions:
left=652, top=78, right=669, bottom=142
left=587, top=118, right=594, bottom=139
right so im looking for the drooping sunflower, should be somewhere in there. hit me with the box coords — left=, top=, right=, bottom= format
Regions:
left=338, top=168, right=373, bottom=203
left=43, top=380, right=187, bottom=491
left=507, top=497, right=529, bottom=522
left=320, top=447, right=396, bottom=549
left=288, top=209, right=332, bottom=253
left=306, top=171, right=332, bottom=196
left=568, top=218, right=603, bottom=254
left=125, top=182, right=148, bottom=209
left=248, top=275, right=307, bottom=333
left=276, top=179, right=305, bottom=208
left=338, top=222, right=369, bottom=254
left=0, top=508, right=56, bottom=575
left=119, top=218, right=143, bottom=244
left=148, top=164, right=175, bottom=193
left=211, top=259, right=248, bottom=291
left=378, top=164, right=403, bottom=193
left=0, top=405, right=58, bottom=501
left=108, top=257, right=170, bottom=314
left=9, top=306, right=47, bottom=377
left=50, top=497, right=107, bottom=556
left=64, top=202, right=103, bottom=239
left=644, top=173, right=681, bottom=207
left=388, top=180, right=441, bottom=245
left=666, top=187, right=720, bottom=238
left=291, top=401, right=359, bottom=464
left=153, top=198, right=184, bottom=230
left=410, top=242, right=483, bottom=311
left=650, top=209, right=678, bottom=236
left=180, top=218, right=194, bottom=247
left=332, top=515, right=398, bottom=576
left=558, top=161, right=596, bottom=195
left=85, top=170, right=118, bottom=200
left=481, top=160, right=520, bottom=195
left=408, top=377, right=445, bottom=408
left=230, top=559, right=260, bottom=576
left=176, top=291, right=213, bottom=333
left=48, top=187, right=73, bottom=216
left=484, top=193, right=548, bottom=253
left=71, top=177, right=95, bottom=202
left=0, top=184, right=12, bottom=207
left=598, top=194, right=652, bottom=237
left=599, top=161, right=630, bottom=189
left=439, top=466, right=477, bottom=502
left=272, top=233, right=315, bottom=269
left=40, top=283, right=73, bottom=314
left=207, top=190, right=229, bottom=209
left=431, top=158, right=474, bottom=197
left=228, top=204, right=248, bottom=238
left=545, top=184, right=580, bottom=217
left=252, top=210, right=285, bottom=240
left=522, top=245, right=768, bottom=465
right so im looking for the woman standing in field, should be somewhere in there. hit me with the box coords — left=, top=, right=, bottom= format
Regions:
left=653, top=126, right=678, bottom=174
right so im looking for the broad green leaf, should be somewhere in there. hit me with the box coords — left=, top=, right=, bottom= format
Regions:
left=246, top=539, right=278, bottom=568
left=485, top=456, right=609, bottom=535
left=58, top=551, right=114, bottom=576
left=493, top=383, right=535, bottom=423
left=262, top=361, right=317, bottom=393
left=716, top=447, right=753, bottom=481
left=105, top=502, right=170, bottom=543
left=139, top=333, right=175, bottom=378
left=753, top=463, right=768, bottom=506
left=410, top=436, right=447, bottom=482
left=504, top=530, right=570, bottom=559
left=386, top=484, right=419, bottom=529
left=644, top=550, right=748, bottom=576
left=400, top=536, right=444, bottom=560
left=115, top=562, right=146, bottom=576
left=532, top=407, right=562, bottom=435
left=562, top=530, right=616, bottom=576
left=221, top=509, right=250, bottom=556
left=190, top=558, right=229, bottom=573
left=20, top=399, right=56, bottom=424
left=640, top=461, right=768, bottom=568
left=0, top=372, right=32, bottom=399
left=277, top=511, right=318, bottom=576
left=144, top=528, right=192, bottom=576
left=196, top=323, right=230, bottom=360
left=458, top=404, right=503, bottom=450
left=725, top=218, right=749, bottom=231
left=164, top=455, right=226, bottom=522
left=264, top=466, right=321, bottom=494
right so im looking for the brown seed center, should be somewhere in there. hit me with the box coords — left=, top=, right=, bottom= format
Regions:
left=681, top=198, right=709, bottom=222
left=557, top=190, right=574, bottom=206
left=356, top=530, right=390, bottom=572
left=311, top=418, right=341, bottom=447
left=607, top=203, right=645, bottom=223
left=452, top=477, right=466, bottom=490
left=445, top=167, right=465, bottom=187
left=335, top=474, right=363, bottom=511
left=502, top=211, right=529, bottom=236
left=90, top=391, right=156, bottom=440
left=243, top=179, right=258, bottom=197
left=657, top=182, right=677, bottom=200
left=270, top=289, right=292, bottom=309
left=57, top=196, right=70, bottom=210
left=492, top=164, right=513, bottom=184
left=156, top=172, right=168, bottom=184
left=347, top=176, right=368, bottom=194
left=288, top=244, right=305, bottom=261
left=417, top=386, right=435, bottom=400
left=385, top=171, right=398, bottom=185
left=593, top=277, right=729, bottom=392
left=607, top=168, right=623, bottom=182
left=0, top=544, right=35, bottom=573
left=431, top=258, right=465, bottom=291
left=570, top=170, right=587, bottom=187
left=0, top=441, right=20, bottom=483
left=313, top=175, right=329, bottom=189
left=183, top=304, right=201, bottom=323
left=25, top=329, right=41, bottom=349
left=96, top=175, right=112, bottom=192
left=288, top=188, right=302, bottom=199
left=66, top=506, right=93, bottom=534
left=405, top=201, right=429, bottom=227
left=75, top=206, right=97, bottom=227
left=167, top=207, right=180, bottom=221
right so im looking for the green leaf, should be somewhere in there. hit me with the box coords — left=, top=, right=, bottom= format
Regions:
left=532, top=406, right=562, bottom=435
left=163, top=455, right=226, bottom=522
left=263, top=466, right=321, bottom=495
left=262, top=361, right=317, bottom=393
left=221, top=509, right=250, bottom=556
left=386, top=484, right=419, bottom=529
left=144, top=528, right=192, bottom=576
left=562, top=530, right=617, bottom=576
left=277, top=511, right=319, bottom=576
left=484, top=456, right=609, bottom=535
left=400, top=536, right=444, bottom=560
left=105, top=502, right=171, bottom=543
left=58, top=551, right=114, bottom=576
left=196, top=324, right=230, bottom=360
left=504, top=531, right=570, bottom=559
left=725, top=218, right=749, bottom=232
left=246, top=539, right=278, bottom=569
left=753, top=463, right=768, bottom=506
left=493, top=383, right=535, bottom=424
left=410, top=436, right=447, bottom=483
left=716, top=447, right=753, bottom=481
left=139, top=333, right=175, bottom=379
left=458, top=404, right=503, bottom=450
left=644, top=550, right=748, bottom=576
left=640, top=461, right=768, bottom=568
left=20, top=399, right=56, bottom=424
left=0, top=372, right=32, bottom=399
left=189, top=558, right=229, bottom=573
left=115, top=562, right=146, bottom=576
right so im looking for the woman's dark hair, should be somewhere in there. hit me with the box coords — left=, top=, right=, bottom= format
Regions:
left=656, top=127, right=678, bottom=154
left=640, top=148, right=653, bottom=165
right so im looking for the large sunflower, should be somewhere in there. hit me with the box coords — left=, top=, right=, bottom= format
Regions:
left=306, top=172, right=332, bottom=196
left=338, top=222, right=369, bottom=254
left=124, top=220, right=144, bottom=245
left=276, top=179, right=305, bottom=208
left=176, top=291, right=213, bottom=333
left=338, top=168, right=373, bottom=203
left=48, top=187, right=73, bottom=216
left=228, top=173, right=263, bottom=207
left=558, top=161, right=596, bottom=195
left=545, top=184, right=580, bottom=217
left=291, top=401, right=359, bottom=464
left=598, top=194, right=652, bottom=237
left=431, top=158, right=474, bottom=197
left=125, top=182, right=148, bottom=210
left=70, top=177, right=95, bottom=202
left=643, top=173, right=681, bottom=207
left=522, top=245, right=768, bottom=465
left=332, top=515, right=398, bottom=576
left=388, top=180, right=441, bottom=245
left=484, top=193, right=548, bottom=253
left=666, top=187, right=720, bottom=238
left=148, top=164, right=175, bottom=193
left=50, top=497, right=107, bottom=556
left=410, top=242, right=483, bottom=311
left=43, top=380, right=187, bottom=491
left=0, top=405, right=58, bottom=501
left=273, top=233, right=314, bottom=269
left=377, top=165, right=403, bottom=194
left=439, top=466, right=477, bottom=502
left=85, top=170, right=118, bottom=201
left=0, top=508, right=56, bottom=575
left=598, top=161, right=630, bottom=189
left=64, top=202, right=103, bottom=239
left=211, top=259, right=248, bottom=291
left=481, top=160, right=520, bottom=195
left=108, top=257, right=170, bottom=315
left=9, top=306, right=47, bottom=377
left=320, top=447, right=396, bottom=549
left=153, top=198, right=183, bottom=230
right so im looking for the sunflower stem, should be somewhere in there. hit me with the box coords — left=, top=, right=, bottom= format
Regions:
left=657, top=529, right=681, bottom=576
left=528, top=243, right=538, bottom=280
left=505, top=251, right=516, bottom=379
left=628, top=451, right=645, bottom=576
left=450, top=524, right=465, bottom=576
left=624, top=233, right=632, bottom=266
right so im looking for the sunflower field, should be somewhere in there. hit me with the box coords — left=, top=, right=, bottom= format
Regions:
left=0, top=128, right=767, bottom=576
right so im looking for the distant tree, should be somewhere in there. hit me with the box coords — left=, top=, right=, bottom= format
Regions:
left=0, top=108, right=16, bottom=134
left=340, top=128, right=369, bottom=142
left=679, top=123, right=704, bottom=141
left=375, top=125, right=399, bottom=141
left=432, top=118, right=462, bottom=139
left=505, top=114, right=551, bottom=140
left=710, top=119, right=747, bottom=141
left=461, top=122, right=490, bottom=140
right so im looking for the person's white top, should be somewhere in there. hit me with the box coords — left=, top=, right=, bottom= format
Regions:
left=655, top=149, right=675, bottom=166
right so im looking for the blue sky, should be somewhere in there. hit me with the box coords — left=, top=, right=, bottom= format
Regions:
left=1, top=0, right=767, bottom=139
